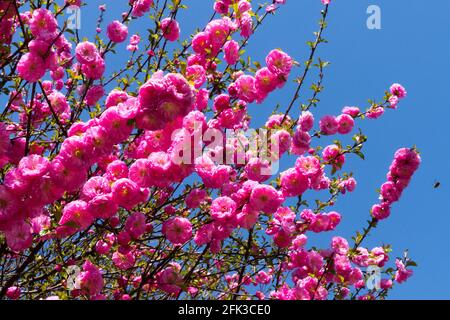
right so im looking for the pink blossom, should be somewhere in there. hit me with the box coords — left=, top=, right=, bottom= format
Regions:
left=125, top=212, right=147, bottom=239
left=210, top=196, right=237, bottom=222
left=29, top=9, right=58, bottom=41
left=77, top=260, right=104, bottom=296
left=380, top=181, right=400, bottom=203
left=112, top=251, right=135, bottom=270
left=75, top=41, right=100, bottom=64
left=17, top=154, right=50, bottom=179
left=192, top=32, right=211, bottom=55
left=156, top=264, right=183, bottom=295
left=6, top=286, right=21, bottom=300
left=186, top=189, right=208, bottom=209
left=87, top=194, right=119, bottom=219
left=85, top=85, right=105, bottom=106
left=105, top=89, right=130, bottom=108
left=234, top=75, right=257, bottom=103
left=205, top=18, right=232, bottom=51
left=390, top=83, right=407, bottom=99
left=81, top=176, right=111, bottom=201
left=239, top=12, right=253, bottom=38
left=255, top=67, right=278, bottom=94
left=266, top=49, right=293, bottom=78
left=371, top=203, right=391, bottom=220
left=162, top=217, right=193, bottom=245
left=223, top=40, right=240, bottom=65
left=186, top=65, right=206, bottom=89
left=395, top=259, right=413, bottom=283
left=336, top=114, right=355, bottom=134
left=366, top=106, right=384, bottom=119
left=58, top=200, right=93, bottom=234
left=5, top=222, right=33, bottom=252
left=214, top=0, right=230, bottom=14
left=244, top=157, right=272, bottom=182
left=137, top=73, right=194, bottom=130
left=280, top=168, right=309, bottom=197
left=160, top=18, right=180, bottom=42
left=95, top=239, right=112, bottom=255
left=298, top=111, right=314, bottom=132
left=249, top=184, right=284, bottom=214
left=319, top=115, right=338, bottom=135
left=295, top=156, right=322, bottom=178
left=342, top=106, right=360, bottom=118
left=131, top=0, right=154, bottom=17
left=111, top=178, right=142, bottom=210
left=322, top=144, right=345, bottom=170
left=17, top=53, right=46, bottom=83
left=81, top=56, right=106, bottom=80
left=107, top=20, right=129, bottom=43
left=291, top=129, right=311, bottom=155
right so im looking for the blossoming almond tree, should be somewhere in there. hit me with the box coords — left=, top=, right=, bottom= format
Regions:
left=0, top=0, right=420, bottom=300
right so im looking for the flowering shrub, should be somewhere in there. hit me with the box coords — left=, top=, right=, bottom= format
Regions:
left=0, top=0, right=420, bottom=300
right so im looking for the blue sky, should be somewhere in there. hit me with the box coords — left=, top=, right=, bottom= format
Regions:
left=17, top=0, right=450, bottom=299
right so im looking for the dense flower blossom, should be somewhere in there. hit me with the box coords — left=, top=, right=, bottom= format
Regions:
left=18, top=155, right=50, bottom=179
left=85, top=85, right=105, bottom=106
left=186, top=65, right=206, bottom=89
left=156, top=264, right=183, bottom=295
left=342, top=106, right=360, bottom=118
left=0, top=0, right=421, bottom=301
left=234, top=75, right=257, bottom=103
left=137, top=72, right=194, bottom=130
left=81, top=56, right=106, bottom=80
left=185, top=189, right=209, bottom=208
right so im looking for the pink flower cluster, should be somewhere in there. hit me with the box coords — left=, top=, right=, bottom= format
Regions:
left=371, top=148, right=421, bottom=220
left=131, top=0, right=154, bottom=18
left=137, top=72, right=195, bottom=130
left=229, top=49, right=294, bottom=104
left=319, top=113, right=355, bottom=136
left=75, top=41, right=106, bottom=80
left=0, top=0, right=422, bottom=301
left=17, top=9, right=74, bottom=83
